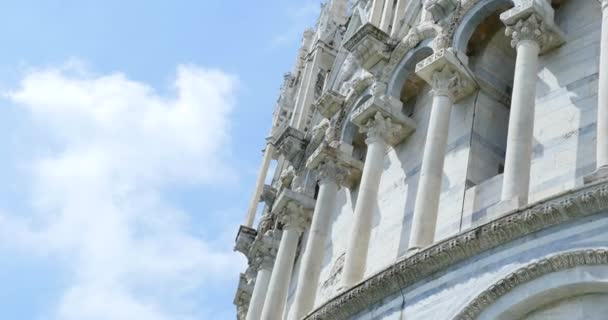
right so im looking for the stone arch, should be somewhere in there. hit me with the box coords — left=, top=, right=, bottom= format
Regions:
left=386, top=38, right=434, bottom=100
left=451, top=0, right=515, bottom=55
left=340, top=92, right=372, bottom=145
left=455, top=249, right=608, bottom=320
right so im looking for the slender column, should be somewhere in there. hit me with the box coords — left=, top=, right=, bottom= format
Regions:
left=379, top=0, right=394, bottom=32
left=408, top=68, right=456, bottom=251
left=290, top=157, right=354, bottom=319
left=390, top=0, right=408, bottom=38
left=500, top=15, right=547, bottom=205
left=247, top=268, right=271, bottom=320
left=370, top=0, right=386, bottom=27
left=246, top=232, right=278, bottom=320
left=342, top=112, right=397, bottom=288
left=595, top=0, right=608, bottom=171
left=260, top=199, right=312, bottom=320
left=246, top=144, right=275, bottom=227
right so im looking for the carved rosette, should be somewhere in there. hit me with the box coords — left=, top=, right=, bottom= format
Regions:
left=343, top=23, right=394, bottom=71
left=249, top=230, right=280, bottom=272
left=350, top=94, right=416, bottom=146
left=500, top=0, right=565, bottom=54
left=415, top=48, right=477, bottom=102
left=272, top=188, right=315, bottom=233
left=306, top=142, right=364, bottom=188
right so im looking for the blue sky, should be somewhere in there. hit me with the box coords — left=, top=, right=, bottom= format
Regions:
left=0, top=1, right=323, bottom=319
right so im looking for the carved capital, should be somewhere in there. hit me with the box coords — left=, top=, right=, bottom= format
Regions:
left=315, top=90, right=345, bottom=118
left=415, top=48, right=477, bottom=102
left=500, top=1, right=565, bottom=54
left=234, top=225, right=257, bottom=258
left=350, top=94, right=416, bottom=146
left=344, top=23, right=394, bottom=71
left=249, top=230, right=280, bottom=271
left=273, top=126, right=308, bottom=170
left=272, top=189, right=315, bottom=232
left=306, top=142, right=364, bottom=188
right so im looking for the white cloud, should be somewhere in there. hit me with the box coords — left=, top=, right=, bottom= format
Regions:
left=0, top=62, right=245, bottom=319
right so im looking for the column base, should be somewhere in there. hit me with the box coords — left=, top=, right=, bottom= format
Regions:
left=584, top=166, right=608, bottom=184
left=487, top=196, right=526, bottom=217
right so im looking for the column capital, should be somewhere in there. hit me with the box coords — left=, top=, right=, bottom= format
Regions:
left=350, top=94, right=417, bottom=145
left=306, top=142, right=364, bottom=188
left=415, top=48, right=477, bottom=102
left=500, top=1, right=565, bottom=54
left=271, top=189, right=315, bottom=232
left=249, top=230, right=280, bottom=272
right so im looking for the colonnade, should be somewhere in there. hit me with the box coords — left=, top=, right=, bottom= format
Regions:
left=235, top=0, right=608, bottom=318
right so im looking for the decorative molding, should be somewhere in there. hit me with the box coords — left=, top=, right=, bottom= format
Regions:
left=500, top=0, right=565, bottom=54
left=344, top=23, right=395, bottom=71
left=455, top=248, right=608, bottom=320
left=304, top=181, right=608, bottom=320
left=272, top=188, right=315, bottom=232
left=415, top=47, right=477, bottom=102
left=350, top=95, right=416, bottom=146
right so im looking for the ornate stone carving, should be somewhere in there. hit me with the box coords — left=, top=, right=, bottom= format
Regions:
left=234, top=225, right=257, bottom=258
left=350, top=94, right=416, bottom=146
left=273, top=126, right=308, bottom=170
left=306, top=141, right=364, bottom=188
left=261, top=184, right=277, bottom=208
left=249, top=230, right=280, bottom=272
left=315, top=90, right=346, bottom=118
left=500, top=0, right=565, bottom=54
left=344, top=23, right=395, bottom=71
left=455, top=249, right=608, bottom=320
left=304, top=180, right=608, bottom=320
left=257, top=213, right=276, bottom=237
left=272, top=188, right=315, bottom=232
left=233, top=273, right=254, bottom=320
left=415, top=47, right=477, bottom=102
left=424, top=0, right=458, bottom=22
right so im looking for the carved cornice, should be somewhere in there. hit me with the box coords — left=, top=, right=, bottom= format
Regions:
left=273, top=126, right=308, bottom=170
left=306, top=142, right=364, bottom=188
left=234, top=225, right=257, bottom=258
left=350, top=95, right=416, bottom=146
left=315, top=90, right=346, bottom=119
left=455, top=248, right=608, bottom=320
left=415, top=48, right=477, bottom=102
left=500, top=0, right=565, bottom=54
left=344, top=23, right=395, bottom=71
left=272, top=188, right=315, bottom=232
left=305, top=181, right=608, bottom=320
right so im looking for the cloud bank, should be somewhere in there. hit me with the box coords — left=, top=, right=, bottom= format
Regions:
left=1, top=63, right=243, bottom=319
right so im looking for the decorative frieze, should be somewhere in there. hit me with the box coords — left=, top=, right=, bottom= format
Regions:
left=415, top=48, right=476, bottom=102
left=350, top=95, right=416, bottom=146
left=306, top=142, right=363, bottom=188
left=304, top=181, right=608, bottom=320
left=344, top=23, right=394, bottom=71
left=315, top=90, right=346, bottom=118
left=455, top=249, right=608, bottom=320
left=500, top=0, right=565, bottom=54
left=273, top=126, right=308, bottom=170
left=234, top=225, right=257, bottom=258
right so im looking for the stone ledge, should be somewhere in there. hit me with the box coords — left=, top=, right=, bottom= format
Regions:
left=304, top=180, right=608, bottom=320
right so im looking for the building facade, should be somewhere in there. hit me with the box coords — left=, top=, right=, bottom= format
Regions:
left=234, top=0, right=608, bottom=319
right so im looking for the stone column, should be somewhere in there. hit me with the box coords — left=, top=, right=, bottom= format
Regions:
left=390, top=0, right=408, bottom=38
left=379, top=0, right=394, bottom=32
left=499, top=7, right=564, bottom=205
left=341, top=98, right=415, bottom=288
left=246, top=232, right=279, bottom=320
left=370, top=0, right=386, bottom=27
left=289, top=145, right=362, bottom=319
left=246, top=143, right=275, bottom=227
left=408, top=49, right=476, bottom=252
left=588, top=0, right=608, bottom=182
left=260, top=191, right=313, bottom=320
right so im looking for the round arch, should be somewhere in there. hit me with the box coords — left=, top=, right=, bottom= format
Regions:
left=340, top=92, right=372, bottom=144
left=386, top=38, right=434, bottom=100
left=455, top=249, right=608, bottom=320
left=452, top=0, right=515, bottom=54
